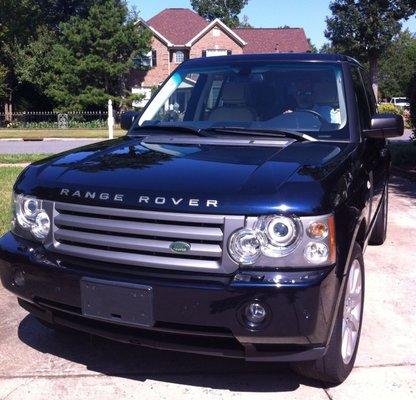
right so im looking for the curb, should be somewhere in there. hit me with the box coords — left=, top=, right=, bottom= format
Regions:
left=0, top=138, right=105, bottom=142
left=391, top=166, right=416, bottom=182
left=43, top=138, right=103, bottom=141
left=0, top=163, right=30, bottom=167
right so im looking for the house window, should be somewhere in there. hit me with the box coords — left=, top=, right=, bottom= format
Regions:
left=175, top=51, right=185, bottom=64
left=205, top=49, right=228, bottom=57
left=134, top=49, right=157, bottom=69
left=213, top=28, right=221, bottom=37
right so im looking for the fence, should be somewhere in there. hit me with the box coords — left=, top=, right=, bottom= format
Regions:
left=0, top=110, right=122, bottom=129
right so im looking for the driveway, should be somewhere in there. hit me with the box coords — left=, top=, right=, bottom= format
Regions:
left=0, top=176, right=415, bottom=399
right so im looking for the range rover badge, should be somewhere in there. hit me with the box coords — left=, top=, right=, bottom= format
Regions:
left=170, top=241, right=191, bottom=253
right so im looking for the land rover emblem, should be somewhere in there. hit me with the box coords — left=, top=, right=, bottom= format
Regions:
left=170, top=241, right=191, bottom=253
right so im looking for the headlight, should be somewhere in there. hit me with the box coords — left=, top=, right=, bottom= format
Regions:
left=228, top=214, right=335, bottom=267
left=254, top=215, right=302, bottom=257
left=228, top=229, right=266, bottom=265
left=13, top=193, right=50, bottom=241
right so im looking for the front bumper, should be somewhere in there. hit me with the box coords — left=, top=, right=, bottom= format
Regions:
left=0, top=232, right=341, bottom=361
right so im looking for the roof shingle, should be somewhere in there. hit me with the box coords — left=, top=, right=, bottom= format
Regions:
left=234, top=28, right=311, bottom=53
left=147, top=8, right=208, bottom=45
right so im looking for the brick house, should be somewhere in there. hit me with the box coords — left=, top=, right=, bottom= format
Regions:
left=130, top=8, right=311, bottom=106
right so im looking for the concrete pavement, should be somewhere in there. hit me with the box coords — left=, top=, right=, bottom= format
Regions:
left=0, top=176, right=415, bottom=399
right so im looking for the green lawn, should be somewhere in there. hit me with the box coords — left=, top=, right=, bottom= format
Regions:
left=0, top=167, right=23, bottom=235
left=0, top=153, right=52, bottom=164
left=0, top=128, right=124, bottom=139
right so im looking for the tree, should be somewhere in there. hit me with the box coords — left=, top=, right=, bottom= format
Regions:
left=307, top=39, right=318, bottom=53
left=0, top=0, right=95, bottom=115
left=191, top=0, right=249, bottom=28
left=410, top=72, right=416, bottom=138
left=238, top=15, right=252, bottom=28
left=18, top=0, right=151, bottom=110
left=325, top=0, right=415, bottom=100
left=0, top=0, right=40, bottom=117
left=379, top=30, right=416, bottom=99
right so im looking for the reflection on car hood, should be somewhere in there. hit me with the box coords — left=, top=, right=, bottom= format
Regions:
left=15, top=136, right=355, bottom=215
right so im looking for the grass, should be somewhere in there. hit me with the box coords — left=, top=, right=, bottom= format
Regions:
left=389, top=142, right=416, bottom=167
left=0, top=128, right=124, bottom=139
left=0, top=167, right=23, bottom=235
left=0, top=153, right=52, bottom=164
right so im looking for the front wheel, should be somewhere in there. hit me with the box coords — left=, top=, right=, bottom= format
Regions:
left=291, top=243, right=365, bottom=385
left=369, top=184, right=388, bottom=245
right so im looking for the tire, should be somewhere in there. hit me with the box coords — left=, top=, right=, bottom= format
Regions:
left=291, top=243, right=365, bottom=385
left=369, top=184, right=388, bottom=245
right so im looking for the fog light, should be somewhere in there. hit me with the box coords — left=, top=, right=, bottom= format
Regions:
left=13, top=270, right=25, bottom=287
left=244, top=302, right=267, bottom=326
left=304, top=242, right=329, bottom=264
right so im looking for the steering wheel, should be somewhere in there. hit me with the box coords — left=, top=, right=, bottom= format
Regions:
left=295, top=109, right=327, bottom=125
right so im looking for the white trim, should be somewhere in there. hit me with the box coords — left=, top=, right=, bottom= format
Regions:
left=185, top=19, right=247, bottom=47
left=135, top=18, right=174, bottom=47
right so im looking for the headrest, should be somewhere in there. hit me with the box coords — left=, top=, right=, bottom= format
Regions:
left=221, top=82, right=246, bottom=105
left=313, top=81, right=339, bottom=104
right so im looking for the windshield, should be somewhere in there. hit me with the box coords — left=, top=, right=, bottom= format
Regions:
left=137, top=62, right=349, bottom=140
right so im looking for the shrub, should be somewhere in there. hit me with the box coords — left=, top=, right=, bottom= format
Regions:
left=377, top=103, right=403, bottom=115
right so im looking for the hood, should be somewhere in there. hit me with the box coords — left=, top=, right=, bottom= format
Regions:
left=15, top=136, right=355, bottom=215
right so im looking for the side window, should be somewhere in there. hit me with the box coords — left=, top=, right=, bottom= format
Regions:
left=360, top=70, right=377, bottom=115
left=351, top=67, right=371, bottom=129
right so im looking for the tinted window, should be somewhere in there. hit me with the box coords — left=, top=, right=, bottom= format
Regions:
left=360, top=70, right=376, bottom=115
left=351, top=67, right=371, bottom=129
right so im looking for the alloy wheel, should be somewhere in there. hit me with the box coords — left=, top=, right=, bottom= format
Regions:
left=341, top=259, right=363, bottom=364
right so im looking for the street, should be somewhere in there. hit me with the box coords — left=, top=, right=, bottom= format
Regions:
left=0, top=175, right=415, bottom=399
left=0, top=129, right=413, bottom=154
left=0, top=139, right=101, bottom=154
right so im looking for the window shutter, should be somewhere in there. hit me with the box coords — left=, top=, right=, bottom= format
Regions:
left=202, top=50, right=207, bottom=57
left=170, top=51, right=174, bottom=62
left=152, top=50, right=157, bottom=67
left=227, top=50, right=232, bottom=56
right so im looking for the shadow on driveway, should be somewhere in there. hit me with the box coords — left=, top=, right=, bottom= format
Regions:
left=17, top=314, right=321, bottom=392
left=390, top=176, right=416, bottom=201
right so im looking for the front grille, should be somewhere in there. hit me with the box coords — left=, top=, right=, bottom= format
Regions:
left=49, top=202, right=244, bottom=274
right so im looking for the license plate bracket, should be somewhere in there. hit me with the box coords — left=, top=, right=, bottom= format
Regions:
left=80, top=278, right=154, bottom=327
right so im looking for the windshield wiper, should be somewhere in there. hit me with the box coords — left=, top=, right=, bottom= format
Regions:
left=204, top=127, right=316, bottom=142
left=131, top=124, right=213, bottom=137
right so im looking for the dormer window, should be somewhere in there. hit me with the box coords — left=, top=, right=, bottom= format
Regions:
left=174, top=51, right=185, bottom=64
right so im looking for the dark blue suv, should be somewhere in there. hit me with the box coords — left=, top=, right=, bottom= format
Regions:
left=0, top=54, right=403, bottom=384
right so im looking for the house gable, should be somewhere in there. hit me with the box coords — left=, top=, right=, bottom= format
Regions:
left=186, top=19, right=246, bottom=47
left=189, top=23, right=245, bottom=59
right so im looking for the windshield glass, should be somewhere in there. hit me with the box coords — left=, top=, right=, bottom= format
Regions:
left=137, top=62, right=349, bottom=140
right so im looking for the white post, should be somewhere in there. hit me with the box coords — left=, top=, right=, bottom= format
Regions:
left=108, top=99, right=114, bottom=139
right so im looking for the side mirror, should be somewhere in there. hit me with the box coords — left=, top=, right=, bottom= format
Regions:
left=120, top=111, right=141, bottom=131
left=363, top=113, right=404, bottom=139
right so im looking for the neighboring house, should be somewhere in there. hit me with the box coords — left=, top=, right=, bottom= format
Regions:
left=130, top=8, right=311, bottom=107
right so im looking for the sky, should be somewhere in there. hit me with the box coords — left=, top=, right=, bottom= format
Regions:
left=129, top=0, right=416, bottom=49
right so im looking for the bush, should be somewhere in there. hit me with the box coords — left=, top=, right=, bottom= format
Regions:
left=377, top=103, right=403, bottom=115
left=5, top=119, right=108, bottom=129
left=389, top=142, right=416, bottom=166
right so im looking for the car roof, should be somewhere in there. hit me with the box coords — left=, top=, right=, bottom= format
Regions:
left=183, top=52, right=361, bottom=67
